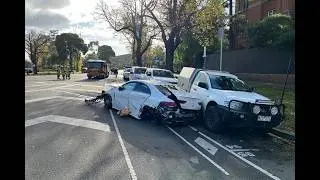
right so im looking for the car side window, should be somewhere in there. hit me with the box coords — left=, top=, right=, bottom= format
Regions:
left=134, top=83, right=151, bottom=94
left=193, top=73, right=208, bottom=87
left=122, top=82, right=136, bottom=90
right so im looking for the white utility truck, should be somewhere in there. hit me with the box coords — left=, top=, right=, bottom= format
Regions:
left=177, top=67, right=285, bottom=133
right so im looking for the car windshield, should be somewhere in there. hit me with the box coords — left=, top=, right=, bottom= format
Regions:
left=134, top=68, right=147, bottom=74
left=153, top=70, right=174, bottom=78
left=87, top=62, right=103, bottom=68
left=209, top=74, right=251, bottom=92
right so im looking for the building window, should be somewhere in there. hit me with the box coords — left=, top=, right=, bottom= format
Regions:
left=266, top=9, right=276, bottom=16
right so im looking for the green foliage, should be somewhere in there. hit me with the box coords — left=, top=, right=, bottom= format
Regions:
left=55, top=33, right=88, bottom=63
left=191, top=0, right=225, bottom=47
left=248, top=14, right=294, bottom=50
left=85, top=52, right=98, bottom=60
left=97, top=45, right=115, bottom=60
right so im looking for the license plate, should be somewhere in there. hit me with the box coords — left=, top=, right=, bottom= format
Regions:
left=257, top=116, right=271, bottom=122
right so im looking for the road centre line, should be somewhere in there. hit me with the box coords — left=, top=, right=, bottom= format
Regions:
left=167, top=127, right=230, bottom=176
left=109, top=109, right=137, bottom=180
left=25, top=96, right=86, bottom=104
left=58, top=87, right=101, bottom=93
left=188, top=125, right=281, bottom=180
left=25, top=84, right=77, bottom=93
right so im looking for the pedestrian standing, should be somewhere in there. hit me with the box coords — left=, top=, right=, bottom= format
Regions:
left=57, top=66, right=61, bottom=79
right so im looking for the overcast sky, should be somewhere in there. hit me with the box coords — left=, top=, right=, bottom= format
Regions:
left=25, top=0, right=133, bottom=60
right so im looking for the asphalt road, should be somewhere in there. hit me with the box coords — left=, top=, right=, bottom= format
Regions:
left=25, top=73, right=295, bottom=180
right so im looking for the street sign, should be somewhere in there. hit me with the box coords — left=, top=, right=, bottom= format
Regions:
left=218, top=28, right=224, bottom=39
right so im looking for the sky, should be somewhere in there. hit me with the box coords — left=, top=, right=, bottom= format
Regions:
left=25, top=0, right=132, bottom=60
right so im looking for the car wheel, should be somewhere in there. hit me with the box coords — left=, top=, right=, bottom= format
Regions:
left=104, top=94, right=112, bottom=109
left=204, top=105, right=224, bottom=133
left=88, top=76, right=92, bottom=79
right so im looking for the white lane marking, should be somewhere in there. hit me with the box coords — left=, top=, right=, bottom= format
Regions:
left=167, top=127, right=230, bottom=176
left=109, top=109, right=137, bottom=180
left=188, top=125, right=281, bottom=180
left=25, top=115, right=111, bottom=132
left=194, top=137, right=218, bottom=156
left=25, top=115, right=52, bottom=127
left=55, top=90, right=95, bottom=99
left=59, top=87, right=100, bottom=93
left=25, top=96, right=58, bottom=104
left=25, top=84, right=76, bottom=93
left=25, top=96, right=86, bottom=104
left=231, top=149, right=259, bottom=152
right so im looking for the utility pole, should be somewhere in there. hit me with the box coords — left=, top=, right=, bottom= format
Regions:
left=203, top=46, right=207, bottom=69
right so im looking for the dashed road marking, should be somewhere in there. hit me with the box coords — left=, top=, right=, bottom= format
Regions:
left=188, top=125, right=281, bottom=180
left=25, top=115, right=111, bottom=132
left=109, top=109, right=137, bottom=180
left=194, top=137, right=218, bottom=156
left=168, top=127, right=230, bottom=176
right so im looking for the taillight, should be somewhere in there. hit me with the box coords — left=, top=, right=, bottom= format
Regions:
left=159, top=101, right=177, bottom=107
left=178, top=100, right=186, bottom=104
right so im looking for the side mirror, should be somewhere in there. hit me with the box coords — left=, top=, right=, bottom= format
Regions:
left=146, top=72, right=151, bottom=76
left=118, top=86, right=124, bottom=91
left=198, top=82, right=208, bottom=89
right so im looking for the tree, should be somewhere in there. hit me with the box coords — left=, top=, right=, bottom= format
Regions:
left=25, top=30, right=52, bottom=74
left=55, top=33, right=88, bottom=69
left=97, top=45, right=115, bottom=61
left=148, top=45, right=165, bottom=67
left=145, top=0, right=223, bottom=71
left=247, top=14, right=294, bottom=50
left=95, top=0, right=158, bottom=66
left=85, top=52, right=98, bottom=60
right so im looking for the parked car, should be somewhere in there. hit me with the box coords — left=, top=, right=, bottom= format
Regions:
left=123, top=67, right=131, bottom=81
left=103, top=80, right=202, bottom=124
left=128, top=66, right=147, bottom=81
left=177, top=67, right=285, bottom=133
left=145, top=68, right=178, bottom=84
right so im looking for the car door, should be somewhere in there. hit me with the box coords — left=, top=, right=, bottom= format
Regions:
left=129, top=82, right=152, bottom=119
left=114, top=82, right=137, bottom=110
left=190, top=72, right=211, bottom=102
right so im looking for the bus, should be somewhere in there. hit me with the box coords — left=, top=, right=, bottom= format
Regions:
left=86, top=59, right=110, bottom=79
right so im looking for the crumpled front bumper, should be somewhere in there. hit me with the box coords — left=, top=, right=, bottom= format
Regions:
left=158, top=108, right=200, bottom=124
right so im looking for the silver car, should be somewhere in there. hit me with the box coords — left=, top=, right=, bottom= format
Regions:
left=128, top=67, right=147, bottom=80
left=123, top=67, right=131, bottom=81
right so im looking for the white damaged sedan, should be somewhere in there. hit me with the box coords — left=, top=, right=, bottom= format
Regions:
left=104, top=80, right=202, bottom=124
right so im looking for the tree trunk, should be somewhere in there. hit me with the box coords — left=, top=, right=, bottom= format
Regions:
left=136, top=39, right=142, bottom=66
left=165, top=48, right=174, bottom=72
left=136, top=53, right=142, bottom=67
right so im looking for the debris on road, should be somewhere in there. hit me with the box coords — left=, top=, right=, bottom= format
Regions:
left=85, top=90, right=105, bottom=105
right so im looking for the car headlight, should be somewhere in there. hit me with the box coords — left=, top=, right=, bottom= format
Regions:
left=252, top=105, right=261, bottom=114
left=229, top=101, right=244, bottom=111
left=270, top=106, right=278, bottom=115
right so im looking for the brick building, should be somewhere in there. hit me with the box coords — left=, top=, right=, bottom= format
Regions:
left=231, top=0, right=295, bottom=49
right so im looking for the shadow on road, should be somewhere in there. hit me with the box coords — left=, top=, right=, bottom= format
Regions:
left=74, top=78, right=105, bottom=83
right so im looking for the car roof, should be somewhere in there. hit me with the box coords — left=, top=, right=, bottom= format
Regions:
left=148, top=68, right=172, bottom=72
left=205, top=70, right=238, bottom=78
left=132, top=66, right=147, bottom=69
left=128, top=79, right=164, bottom=85
left=87, top=59, right=105, bottom=63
